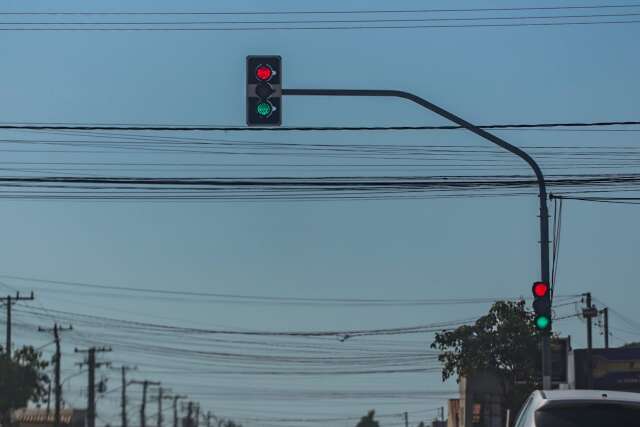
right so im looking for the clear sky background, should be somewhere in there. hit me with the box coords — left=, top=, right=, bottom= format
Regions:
left=0, top=0, right=639, bottom=426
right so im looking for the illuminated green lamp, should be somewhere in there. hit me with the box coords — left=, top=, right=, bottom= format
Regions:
left=535, top=315, right=551, bottom=330
left=256, top=102, right=273, bottom=117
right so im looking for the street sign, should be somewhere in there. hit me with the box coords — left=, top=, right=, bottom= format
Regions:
left=575, top=347, right=640, bottom=391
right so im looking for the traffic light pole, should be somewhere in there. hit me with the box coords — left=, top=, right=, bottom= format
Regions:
left=282, top=88, right=552, bottom=389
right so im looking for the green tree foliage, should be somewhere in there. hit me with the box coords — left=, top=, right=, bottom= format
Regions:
left=355, top=411, right=380, bottom=427
left=430, top=300, right=540, bottom=415
left=0, top=346, right=50, bottom=427
left=621, top=342, right=640, bottom=348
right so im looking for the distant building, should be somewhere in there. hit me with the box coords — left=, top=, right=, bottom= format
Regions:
left=447, top=399, right=461, bottom=427
left=12, top=408, right=86, bottom=427
left=458, top=372, right=505, bottom=427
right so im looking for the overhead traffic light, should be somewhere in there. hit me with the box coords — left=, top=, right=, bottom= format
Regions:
left=246, top=55, right=282, bottom=126
left=532, top=281, right=552, bottom=331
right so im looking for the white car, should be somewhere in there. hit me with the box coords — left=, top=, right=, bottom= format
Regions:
left=513, top=389, right=640, bottom=426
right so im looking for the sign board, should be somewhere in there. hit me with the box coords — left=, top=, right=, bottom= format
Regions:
left=575, top=347, right=640, bottom=391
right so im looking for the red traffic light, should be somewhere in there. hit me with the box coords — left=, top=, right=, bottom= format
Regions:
left=256, top=65, right=273, bottom=81
left=532, top=281, right=550, bottom=298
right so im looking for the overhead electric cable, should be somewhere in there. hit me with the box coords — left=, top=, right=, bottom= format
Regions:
left=4, top=12, right=640, bottom=25
left=2, top=20, right=639, bottom=30
left=3, top=4, right=640, bottom=15
left=0, top=120, right=637, bottom=131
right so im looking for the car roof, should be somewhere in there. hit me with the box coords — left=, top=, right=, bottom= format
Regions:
left=540, top=390, right=640, bottom=403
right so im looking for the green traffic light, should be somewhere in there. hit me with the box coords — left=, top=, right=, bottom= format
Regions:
left=256, top=102, right=273, bottom=117
left=535, top=315, right=551, bottom=330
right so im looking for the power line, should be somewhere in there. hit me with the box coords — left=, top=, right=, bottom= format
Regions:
left=0, top=120, right=638, bottom=131
left=2, top=19, right=639, bottom=31
left=0, top=273, right=580, bottom=306
left=551, top=194, right=640, bottom=204
left=4, top=12, right=640, bottom=25
left=3, top=4, right=640, bottom=15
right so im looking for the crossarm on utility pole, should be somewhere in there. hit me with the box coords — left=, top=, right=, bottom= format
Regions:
left=282, top=88, right=552, bottom=389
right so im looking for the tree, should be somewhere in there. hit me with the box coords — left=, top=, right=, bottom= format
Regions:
left=355, top=411, right=379, bottom=427
left=0, top=346, right=50, bottom=427
left=430, top=300, right=540, bottom=415
left=621, top=342, right=640, bottom=348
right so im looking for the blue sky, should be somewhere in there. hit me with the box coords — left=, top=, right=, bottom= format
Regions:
left=1, top=0, right=639, bottom=426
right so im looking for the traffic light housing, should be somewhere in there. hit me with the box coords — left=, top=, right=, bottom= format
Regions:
left=246, top=55, right=282, bottom=126
left=532, top=281, right=552, bottom=332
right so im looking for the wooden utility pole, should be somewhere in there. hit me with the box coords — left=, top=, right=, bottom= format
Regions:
left=601, top=307, right=610, bottom=349
left=111, top=366, right=136, bottom=427
left=582, top=292, right=598, bottom=388
left=131, top=380, right=161, bottom=427
left=38, top=323, right=72, bottom=427
left=152, top=387, right=172, bottom=427
left=172, top=395, right=187, bottom=427
left=75, top=346, right=112, bottom=427
left=1, top=291, right=34, bottom=355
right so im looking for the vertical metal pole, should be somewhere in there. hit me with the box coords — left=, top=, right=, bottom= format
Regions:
left=122, top=367, right=128, bottom=427
left=158, top=388, right=164, bottom=427
left=404, top=412, right=408, bottom=427
left=173, top=397, right=179, bottom=427
left=6, top=295, right=11, bottom=355
left=603, top=308, right=609, bottom=349
left=540, top=191, right=552, bottom=390
left=187, top=402, right=193, bottom=427
left=88, top=348, right=96, bottom=427
left=54, top=325, right=61, bottom=427
left=141, top=382, right=148, bottom=427
left=586, top=293, right=593, bottom=388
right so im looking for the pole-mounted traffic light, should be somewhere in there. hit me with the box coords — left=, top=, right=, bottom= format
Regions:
left=532, top=281, right=552, bottom=331
left=246, top=55, right=282, bottom=126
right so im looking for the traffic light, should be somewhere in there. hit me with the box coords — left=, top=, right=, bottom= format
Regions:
left=532, top=281, right=552, bottom=331
left=246, top=55, right=282, bottom=126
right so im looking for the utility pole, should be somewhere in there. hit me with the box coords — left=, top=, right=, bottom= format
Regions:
left=172, top=395, right=187, bottom=427
left=1, top=291, right=35, bottom=356
left=186, top=402, right=193, bottom=427
left=404, top=412, right=408, bottom=427
left=601, top=307, right=610, bottom=349
left=38, top=323, right=72, bottom=427
left=281, top=87, right=552, bottom=389
left=152, top=387, right=172, bottom=427
left=112, top=366, right=137, bottom=427
left=75, top=346, right=112, bottom=427
left=131, top=380, right=161, bottom=427
left=194, top=403, right=200, bottom=427
left=582, top=292, right=598, bottom=388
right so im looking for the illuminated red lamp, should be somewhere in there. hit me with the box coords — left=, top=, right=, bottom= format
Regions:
left=532, top=281, right=550, bottom=298
left=256, top=65, right=274, bottom=81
